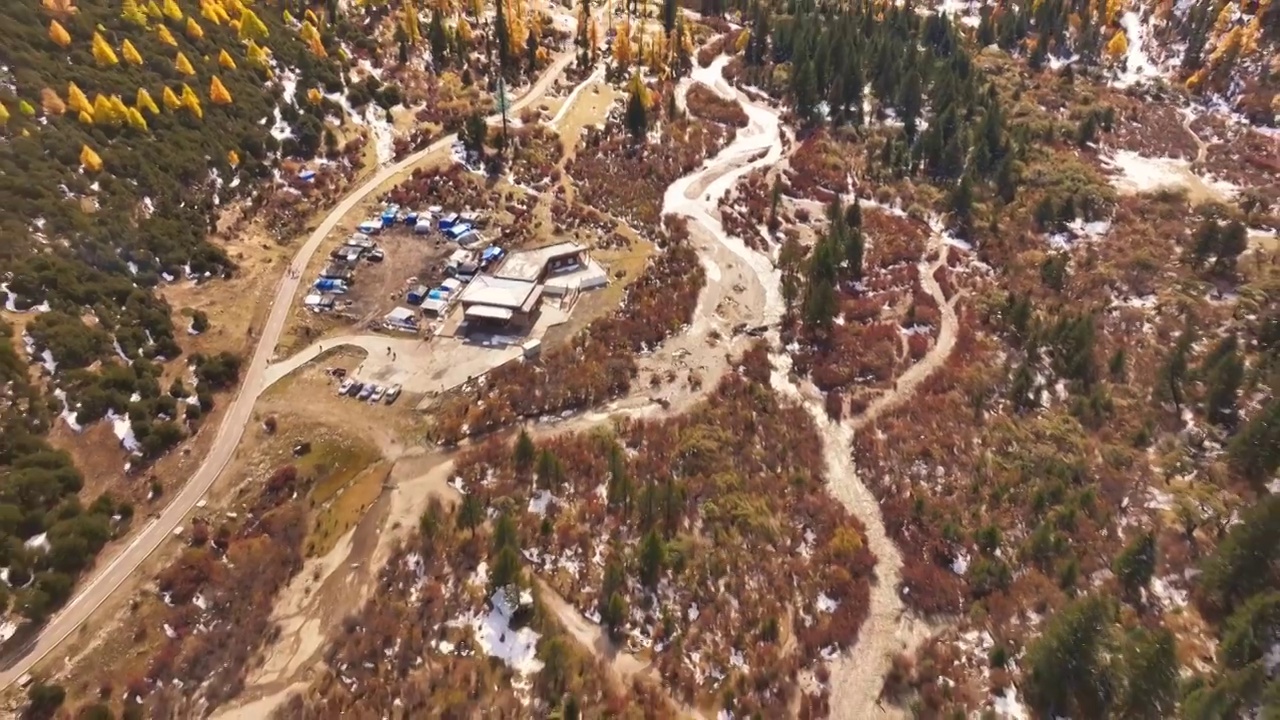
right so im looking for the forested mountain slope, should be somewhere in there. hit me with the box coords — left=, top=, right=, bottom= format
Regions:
left=0, top=0, right=348, bottom=626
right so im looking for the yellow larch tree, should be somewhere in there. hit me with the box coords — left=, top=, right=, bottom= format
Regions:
left=218, top=48, right=236, bottom=68
left=122, top=38, right=143, bottom=64
left=81, top=145, right=104, bottom=172
left=304, top=8, right=320, bottom=25
left=401, top=1, right=420, bottom=44
left=1209, top=26, right=1242, bottom=68
left=137, top=87, right=160, bottom=114
left=49, top=20, right=72, bottom=47
left=42, top=0, right=79, bottom=21
left=109, top=94, right=130, bottom=119
left=41, top=88, right=66, bottom=115
left=78, top=110, right=93, bottom=124
left=67, top=82, right=92, bottom=114
left=614, top=20, right=632, bottom=66
left=299, top=19, right=318, bottom=42
left=459, top=16, right=473, bottom=44
left=180, top=83, right=203, bottom=118
left=186, top=17, right=203, bottom=39
left=282, top=8, right=295, bottom=24
left=126, top=106, right=149, bottom=131
left=0, top=103, right=9, bottom=125
left=162, top=85, right=183, bottom=109
left=122, top=0, right=147, bottom=25
left=209, top=75, right=232, bottom=104
left=307, top=34, right=326, bottom=57
left=92, top=31, right=120, bottom=66
left=157, top=24, right=178, bottom=46
left=163, top=0, right=182, bottom=21
left=306, top=87, right=323, bottom=104
left=227, top=149, right=239, bottom=166
left=1106, top=28, right=1128, bottom=59
left=93, top=93, right=123, bottom=124
left=238, top=7, right=269, bottom=40
left=175, top=51, right=196, bottom=75
left=735, top=28, right=750, bottom=54
left=18, top=100, right=36, bottom=117
left=145, top=0, right=162, bottom=18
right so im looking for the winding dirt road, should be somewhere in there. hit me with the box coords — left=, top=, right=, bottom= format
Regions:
left=0, top=45, right=589, bottom=692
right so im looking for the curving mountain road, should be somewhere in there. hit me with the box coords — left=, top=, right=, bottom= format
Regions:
left=0, top=47, right=586, bottom=691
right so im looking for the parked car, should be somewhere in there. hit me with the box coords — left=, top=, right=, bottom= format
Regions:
left=384, top=384, right=402, bottom=405
left=346, top=381, right=365, bottom=397
left=357, top=383, right=375, bottom=400
left=370, top=385, right=386, bottom=403
left=337, top=378, right=355, bottom=395
left=367, top=248, right=385, bottom=262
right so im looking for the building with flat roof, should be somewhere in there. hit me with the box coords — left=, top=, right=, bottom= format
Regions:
left=457, top=275, right=543, bottom=327
left=494, top=241, right=609, bottom=295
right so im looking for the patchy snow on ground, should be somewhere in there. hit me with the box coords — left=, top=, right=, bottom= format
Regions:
left=1113, top=11, right=1163, bottom=88
left=991, top=684, right=1030, bottom=719
left=24, top=532, right=50, bottom=552
left=460, top=588, right=543, bottom=699
left=1102, top=150, right=1238, bottom=200
left=54, top=389, right=83, bottom=433
left=366, top=104, right=396, bottom=165
left=0, top=621, right=18, bottom=644
left=527, top=490, right=554, bottom=517
left=816, top=592, right=840, bottom=613
left=108, top=410, right=142, bottom=454
left=951, top=550, right=971, bottom=576
left=1151, top=574, right=1189, bottom=610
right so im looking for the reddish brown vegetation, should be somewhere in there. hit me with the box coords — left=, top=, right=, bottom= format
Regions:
left=685, top=83, right=749, bottom=128
left=449, top=365, right=875, bottom=715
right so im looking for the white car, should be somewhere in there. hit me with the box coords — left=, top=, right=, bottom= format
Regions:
left=384, top=384, right=402, bottom=405
left=370, top=385, right=386, bottom=403
left=337, top=378, right=355, bottom=395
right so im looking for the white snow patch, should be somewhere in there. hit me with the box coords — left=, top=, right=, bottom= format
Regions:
left=527, top=490, right=554, bottom=517
left=0, top=621, right=18, bottom=644
left=952, top=550, right=970, bottom=576
left=1113, top=12, right=1162, bottom=88
left=991, top=684, right=1029, bottom=719
left=108, top=410, right=142, bottom=454
left=816, top=592, right=839, bottom=613
left=24, top=533, right=50, bottom=552
left=1103, top=150, right=1237, bottom=200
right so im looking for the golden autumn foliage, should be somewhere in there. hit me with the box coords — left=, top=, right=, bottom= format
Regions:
left=227, top=149, right=239, bottom=166
left=49, top=20, right=71, bottom=47
left=162, top=85, right=182, bottom=109
left=1210, top=26, right=1242, bottom=67
left=1106, top=28, right=1128, bottom=58
left=238, top=7, right=269, bottom=40
left=122, top=38, right=143, bottom=64
left=67, top=82, right=91, bottom=114
left=304, top=8, right=320, bottom=25
left=735, top=28, right=750, bottom=54
left=137, top=87, right=160, bottom=114
left=163, top=0, right=182, bottom=21
left=175, top=51, right=196, bottom=75
left=109, top=94, right=129, bottom=119
left=146, top=0, right=162, bottom=17
left=299, top=19, right=318, bottom=42
left=180, top=83, right=202, bottom=118
left=186, top=17, right=204, bottom=39
left=92, top=93, right=114, bottom=122
left=614, top=21, right=632, bottom=66
left=122, top=0, right=147, bottom=25
left=18, top=100, right=36, bottom=117
left=218, top=48, right=236, bottom=68
left=78, top=110, right=93, bottom=124
left=40, top=88, right=66, bottom=115
left=306, top=87, right=323, bottom=104
left=157, top=24, right=178, bottom=46
left=126, top=106, right=148, bottom=131
left=400, top=0, right=419, bottom=44
left=307, top=34, right=326, bottom=57
left=92, top=31, right=120, bottom=66
left=1185, top=68, right=1207, bottom=91
left=80, top=144, right=103, bottom=172
left=458, top=16, right=473, bottom=44
left=41, top=0, right=79, bottom=21
left=0, top=103, right=10, bottom=125
left=209, top=75, right=232, bottom=104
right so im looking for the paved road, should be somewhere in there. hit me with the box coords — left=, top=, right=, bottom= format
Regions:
left=0, top=48, right=584, bottom=691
